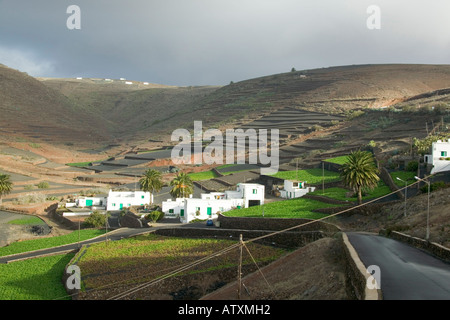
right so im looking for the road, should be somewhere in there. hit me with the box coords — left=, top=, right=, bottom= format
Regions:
left=347, top=232, right=450, bottom=300
left=0, top=219, right=211, bottom=264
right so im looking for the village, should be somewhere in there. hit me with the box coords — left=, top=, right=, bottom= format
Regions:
left=52, top=138, right=450, bottom=230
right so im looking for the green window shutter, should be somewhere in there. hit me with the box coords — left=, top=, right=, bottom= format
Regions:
left=180, top=209, right=184, bottom=217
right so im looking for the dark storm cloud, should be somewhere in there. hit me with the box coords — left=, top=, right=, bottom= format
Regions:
left=0, top=0, right=449, bottom=86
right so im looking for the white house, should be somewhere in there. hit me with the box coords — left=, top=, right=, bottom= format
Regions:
left=106, top=190, right=152, bottom=211
left=76, top=196, right=107, bottom=208
left=424, top=139, right=450, bottom=174
left=279, top=180, right=315, bottom=199
left=161, top=183, right=265, bottom=223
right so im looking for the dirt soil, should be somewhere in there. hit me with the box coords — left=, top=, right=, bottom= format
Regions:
left=202, top=237, right=349, bottom=300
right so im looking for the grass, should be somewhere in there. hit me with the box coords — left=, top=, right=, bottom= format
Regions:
left=65, top=159, right=107, bottom=167
left=0, top=253, right=74, bottom=300
left=310, top=181, right=391, bottom=202
left=0, top=229, right=107, bottom=257
left=324, top=155, right=349, bottom=165
left=7, top=216, right=46, bottom=226
left=268, top=168, right=341, bottom=184
left=390, top=171, right=416, bottom=187
left=223, top=197, right=344, bottom=219
left=187, top=170, right=220, bottom=181
left=75, top=234, right=287, bottom=292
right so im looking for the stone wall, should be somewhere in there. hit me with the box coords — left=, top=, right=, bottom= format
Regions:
left=154, top=227, right=324, bottom=249
left=341, top=233, right=382, bottom=300
left=387, top=231, right=450, bottom=262
left=379, top=167, right=404, bottom=200
left=217, top=214, right=340, bottom=233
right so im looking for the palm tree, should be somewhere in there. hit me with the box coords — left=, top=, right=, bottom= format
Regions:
left=0, top=174, right=13, bottom=205
left=139, top=169, right=163, bottom=205
left=340, top=150, right=380, bottom=205
left=170, top=172, right=194, bottom=199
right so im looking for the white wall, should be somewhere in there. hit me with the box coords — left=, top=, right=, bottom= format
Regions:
left=430, top=140, right=450, bottom=174
left=106, top=190, right=151, bottom=211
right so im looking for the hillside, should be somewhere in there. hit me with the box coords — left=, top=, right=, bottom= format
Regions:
left=2, top=63, right=450, bottom=150
left=0, top=64, right=109, bottom=146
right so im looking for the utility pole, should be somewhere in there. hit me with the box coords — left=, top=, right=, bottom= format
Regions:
left=237, top=234, right=243, bottom=300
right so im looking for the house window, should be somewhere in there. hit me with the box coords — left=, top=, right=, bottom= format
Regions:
left=112, top=203, right=116, bottom=207
left=252, top=189, right=257, bottom=194
left=441, top=151, right=448, bottom=157
left=169, top=209, right=174, bottom=213
left=293, top=182, right=298, bottom=187
left=196, top=207, right=200, bottom=212
left=141, top=195, right=145, bottom=199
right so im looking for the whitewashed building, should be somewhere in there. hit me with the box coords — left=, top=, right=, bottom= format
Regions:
left=279, top=180, right=315, bottom=199
left=162, top=183, right=265, bottom=223
left=76, top=196, right=107, bottom=208
left=424, top=139, right=450, bottom=174
left=106, top=190, right=152, bottom=211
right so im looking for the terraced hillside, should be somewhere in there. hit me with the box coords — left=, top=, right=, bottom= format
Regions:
left=3, top=63, right=450, bottom=149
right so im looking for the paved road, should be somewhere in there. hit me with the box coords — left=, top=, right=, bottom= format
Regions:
left=347, top=232, right=450, bottom=300
left=0, top=219, right=212, bottom=264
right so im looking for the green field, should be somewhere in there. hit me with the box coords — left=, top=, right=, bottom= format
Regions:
left=0, top=253, right=74, bottom=300
left=75, top=234, right=287, bottom=294
left=268, top=168, right=341, bottom=184
left=390, top=171, right=416, bottom=187
left=0, top=229, right=106, bottom=257
left=310, top=181, right=392, bottom=202
left=7, top=216, right=46, bottom=226
left=324, top=155, right=349, bottom=165
left=187, top=170, right=220, bottom=181
left=223, top=197, right=345, bottom=219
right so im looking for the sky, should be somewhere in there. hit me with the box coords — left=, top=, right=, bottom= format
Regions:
left=0, top=0, right=450, bottom=86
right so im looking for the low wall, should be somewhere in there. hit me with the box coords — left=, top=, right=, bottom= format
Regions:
left=341, top=233, right=382, bottom=300
left=380, top=167, right=404, bottom=200
left=303, top=194, right=352, bottom=205
left=217, top=214, right=340, bottom=233
left=387, top=231, right=450, bottom=263
left=154, top=227, right=324, bottom=249
left=49, top=210, right=79, bottom=230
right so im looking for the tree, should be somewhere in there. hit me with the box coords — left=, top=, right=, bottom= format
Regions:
left=139, top=169, right=163, bottom=205
left=0, top=174, right=13, bottom=205
left=340, top=150, right=380, bottom=205
left=170, top=172, right=194, bottom=199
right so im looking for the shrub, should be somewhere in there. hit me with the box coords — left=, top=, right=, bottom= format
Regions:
left=406, top=161, right=418, bottom=172
left=420, top=181, right=447, bottom=193
left=84, top=211, right=109, bottom=228
left=14, top=193, right=47, bottom=205
left=36, top=181, right=50, bottom=189
left=145, top=210, right=164, bottom=223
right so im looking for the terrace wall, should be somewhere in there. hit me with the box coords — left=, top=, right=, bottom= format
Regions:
left=379, top=167, right=404, bottom=200
left=154, top=227, right=324, bottom=249
left=385, top=231, right=450, bottom=262
left=217, top=214, right=340, bottom=233
left=341, top=233, right=382, bottom=300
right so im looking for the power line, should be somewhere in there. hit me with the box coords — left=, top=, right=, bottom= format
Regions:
left=60, top=176, right=431, bottom=300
